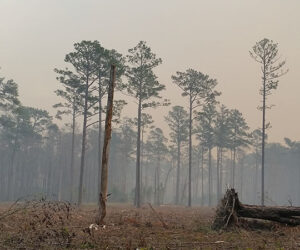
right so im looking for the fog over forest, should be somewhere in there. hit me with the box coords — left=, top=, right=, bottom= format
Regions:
left=1, top=0, right=300, bottom=209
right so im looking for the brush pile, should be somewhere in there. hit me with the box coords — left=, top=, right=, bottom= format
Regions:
left=0, top=198, right=75, bottom=248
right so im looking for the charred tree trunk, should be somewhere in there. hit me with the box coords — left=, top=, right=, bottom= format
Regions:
left=96, top=65, right=116, bottom=225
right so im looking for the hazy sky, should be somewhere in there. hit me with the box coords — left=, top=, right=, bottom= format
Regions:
left=0, top=0, right=299, bottom=142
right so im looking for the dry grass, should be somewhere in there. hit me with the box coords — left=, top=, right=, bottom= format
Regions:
left=0, top=202, right=300, bottom=249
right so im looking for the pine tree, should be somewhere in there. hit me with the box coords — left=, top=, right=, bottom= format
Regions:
left=165, top=106, right=188, bottom=204
left=172, top=69, right=220, bottom=206
left=53, top=69, right=83, bottom=202
left=124, top=41, right=167, bottom=207
left=250, top=38, right=288, bottom=205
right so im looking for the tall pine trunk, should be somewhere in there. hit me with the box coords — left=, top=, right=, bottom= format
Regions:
left=58, top=134, right=64, bottom=201
left=208, top=147, right=212, bottom=206
left=145, top=159, right=149, bottom=201
left=154, top=167, right=157, bottom=204
left=78, top=77, right=89, bottom=205
left=253, top=152, right=259, bottom=204
left=98, top=84, right=102, bottom=202
left=261, top=57, right=266, bottom=206
left=141, top=127, right=144, bottom=202
left=155, top=157, right=161, bottom=205
left=97, top=65, right=116, bottom=224
left=175, top=136, right=181, bottom=204
left=219, top=148, right=223, bottom=198
left=135, top=96, right=142, bottom=207
left=188, top=95, right=192, bottom=207
left=8, top=122, right=20, bottom=200
left=70, top=101, right=76, bottom=203
left=201, top=148, right=204, bottom=206
left=195, top=151, right=200, bottom=202
left=232, top=147, right=236, bottom=188
left=240, top=157, right=244, bottom=200
left=8, top=141, right=18, bottom=200
left=216, top=147, right=220, bottom=201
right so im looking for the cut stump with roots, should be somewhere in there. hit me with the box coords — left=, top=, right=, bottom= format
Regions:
left=212, top=189, right=300, bottom=230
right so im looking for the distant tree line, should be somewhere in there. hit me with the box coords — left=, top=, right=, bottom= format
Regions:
left=1, top=38, right=297, bottom=207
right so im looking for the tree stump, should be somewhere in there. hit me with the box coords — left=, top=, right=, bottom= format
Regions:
left=212, top=189, right=300, bottom=230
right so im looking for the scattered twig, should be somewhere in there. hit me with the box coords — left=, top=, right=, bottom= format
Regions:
left=148, top=203, right=168, bottom=229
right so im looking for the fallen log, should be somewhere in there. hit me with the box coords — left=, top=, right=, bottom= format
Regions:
left=212, top=189, right=300, bottom=230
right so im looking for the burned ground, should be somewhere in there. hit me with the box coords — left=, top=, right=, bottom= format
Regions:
left=0, top=202, right=300, bottom=249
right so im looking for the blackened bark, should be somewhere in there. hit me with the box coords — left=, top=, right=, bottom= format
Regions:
left=97, top=65, right=116, bottom=224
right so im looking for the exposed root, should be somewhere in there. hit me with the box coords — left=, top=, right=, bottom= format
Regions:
left=213, top=188, right=300, bottom=230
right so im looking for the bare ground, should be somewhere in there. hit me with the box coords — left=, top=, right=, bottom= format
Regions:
left=0, top=202, right=300, bottom=249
